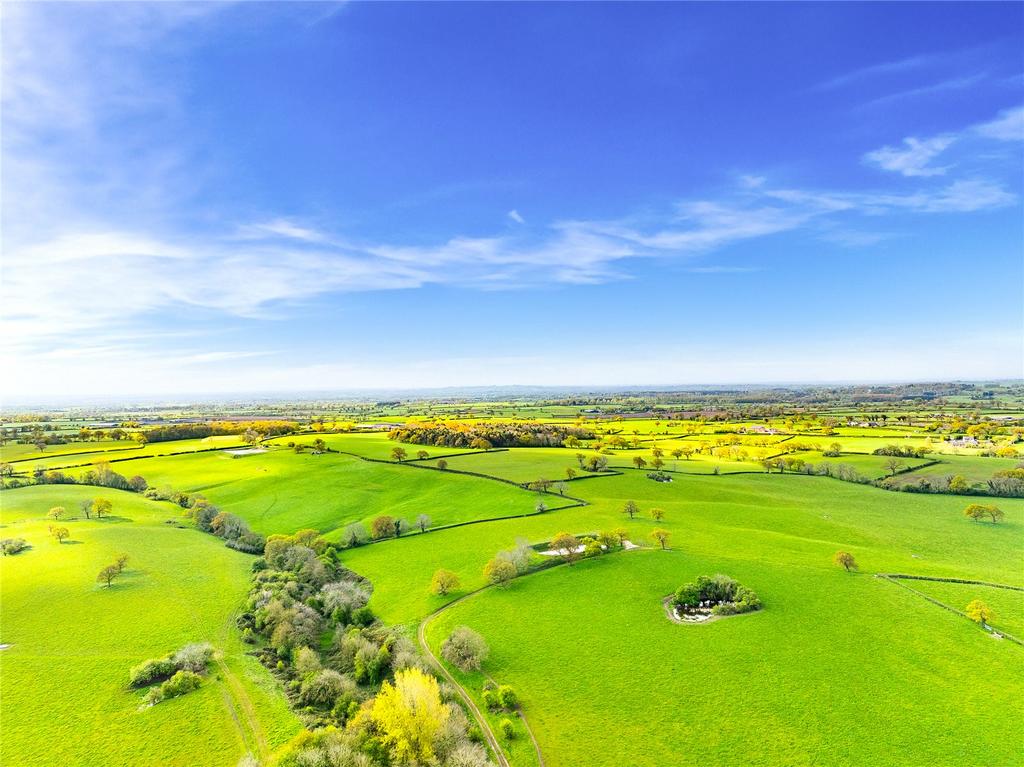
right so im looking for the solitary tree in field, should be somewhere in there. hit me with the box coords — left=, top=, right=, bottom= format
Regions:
left=49, top=525, right=70, bottom=544
left=651, top=457, right=665, bottom=471
left=243, top=428, right=260, bottom=447
left=48, top=506, right=65, bottom=520
left=883, top=458, right=905, bottom=477
left=534, top=500, right=548, bottom=514
left=965, top=599, right=994, bottom=628
left=92, top=498, right=112, bottom=519
left=97, top=564, right=119, bottom=588
left=632, top=456, right=647, bottom=470
left=415, top=514, right=431, bottom=533
left=650, top=507, right=665, bottom=522
left=834, top=551, right=857, bottom=572
left=115, top=553, right=130, bottom=572
left=436, top=459, right=448, bottom=471
left=416, top=450, right=429, bottom=460
left=391, top=447, right=408, bottom=462
left=555, top=481, right=568, bottom=496
left=483, top=557, right=517, bottom=587
left=565, top=467, right=577, bottom=480
left=549, top=532, right=581, bottom=565
left=79, top=499, right=93, bottom=519
left=622, top=500, right=639, bottom=519
left=651, top=447, right=664, bottom=459
left=651, top=528, right=671, bottom=550
left=613, top=527, right=629, bottom=547
left=431, top=569, right=460, bottom=596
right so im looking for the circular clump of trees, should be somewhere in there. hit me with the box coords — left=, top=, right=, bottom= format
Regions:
left=671, top=574, right=761, bottom=621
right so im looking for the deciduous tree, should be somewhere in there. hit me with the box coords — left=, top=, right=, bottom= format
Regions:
left=371, top=515, right=395, bottom=539
left=370, top=668, right=449, bottom=764
left=622, top=500, right=639, bottom=519
left=97, top=564, right=119, bottom=587
left=965, top=599, right=994, bottom=627
left=834, top=551, right=857, bottom=572
left=92, top=498, right=112, bottom=519
left=549, top=532, right=581, bottom=565
left=483, top=557, right=516, bottom=587
left=431, top=569, right=460, bottom=596
left=651, top=528, right=671, bottom=549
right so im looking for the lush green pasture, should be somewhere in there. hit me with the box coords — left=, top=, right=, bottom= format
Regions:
left=264, top=431, right=470, bottom=461
left=901, top=580, right=1024, bottom=639
left=0, top=485, right=299, bottom=767
left=884, top=454, right=1020, bottom=489
left=343, top=469, right=1023, bottom=627
left=427, top=550, right=1023, bottom=767
left=795, top=451, right=932, bottom=479
left=73, top=448, right=535, bottom=537
left=6, top=436, right=246, bottom=474
left=1, top=439, right=141, bottom=464
left=438, top=448, right=586, bottom=484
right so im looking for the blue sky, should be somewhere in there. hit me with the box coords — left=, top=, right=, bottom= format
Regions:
left=2, top=1, right=1022, bottom=398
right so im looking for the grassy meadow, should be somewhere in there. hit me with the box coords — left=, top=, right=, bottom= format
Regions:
left=2, top=407, right=1022, bottom=766
left=0, top=485, right=300, bottom=767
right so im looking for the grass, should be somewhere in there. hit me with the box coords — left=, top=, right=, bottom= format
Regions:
left=898, top=579, right=1024, bottom=639
left=884, top=453, right=1021, bottom=488
left=66, top=448, right=537, bottom=537
left=263, top=432, right=472, bottom=461
left=343, top=469, right=1023, bottom=626
left=5, top=415, right=1022, bottom=767
left=427, top=550, right=1024, bottom=767
left=6, top=436, right=246, bottom=475
left=0, top=485, right=300, bottom=767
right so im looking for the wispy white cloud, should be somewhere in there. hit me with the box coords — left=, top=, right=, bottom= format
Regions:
left=861, top=73, right=986, bottom=108
left=863, top=135, right=956, bottom=177
left=507, top=209, right=526, bottom=224
left=813, top=54, right=935, bottom=91
left=974, top=105, right=1024, bottom=141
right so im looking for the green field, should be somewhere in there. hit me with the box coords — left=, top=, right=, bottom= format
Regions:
left=0, top=485, right=300, bottom=766
left=3, top=401, right=1022, bottom=767
left=427, top=550, right=1022, bottom=767
left=62, top=447, right=537, bottom=537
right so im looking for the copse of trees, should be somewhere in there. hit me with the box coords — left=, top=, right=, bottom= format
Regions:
left=389, top=421, right=594, bottom=449
left=237, top=530, right=484, bottom=766
left=186, top=496, right=266, bottom=553
left=673, top=574, right=761, bottom=616
left=140, top=420, right=296, bottom=444
left=873, top=444, right=934, bottom=459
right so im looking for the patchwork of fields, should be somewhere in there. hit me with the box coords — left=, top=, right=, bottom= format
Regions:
left=2, top=413, right=1022, bottom=767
